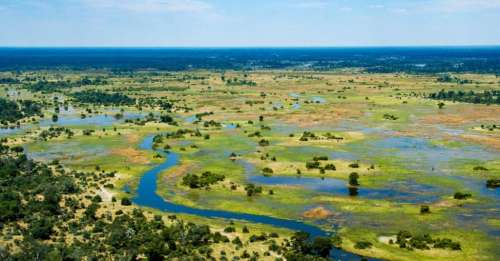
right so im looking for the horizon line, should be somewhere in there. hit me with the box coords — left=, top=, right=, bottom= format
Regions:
left=1, top=45, right=500, bottom=49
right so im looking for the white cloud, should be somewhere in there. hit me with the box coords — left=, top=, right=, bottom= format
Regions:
left=293, top=1, right=329, bottom=9
left=441, top=0, right=500, bottom=10
left=339, top=7, right=352, bottom=12
left=83, top=0, right=213, bottom=13
left=426, top=0, right=500, bottom=13
left=389, top=8, right=408, bottom=14
left=369, top=4, right=384, bottom=9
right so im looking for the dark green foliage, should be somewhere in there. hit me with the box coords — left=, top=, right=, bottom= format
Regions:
left=436, top=74, right=473, bottom=84
left=0, top=98, right=42, bottom=124
left=434, top=238, right=461, bottom=250
left=226, top=78, right=257, bottom=86
left=285, top=232, right=334, bottom=259
left=160, top=114, right=175, bottom=124
left=396, top=230, right=461, bottom=251
left=0, top=77, right=20, bottom=84
left=25, top=78, right=107, bottom=92
left=420, top=205, right=430, bottom=214
left=39, top=127, right=74, bottom=140
left=306, top=161, right=321, bottom=169
left=121, top=197, right=132, bottom=206
left=258, top=139, right=270, bottom=146
left=348, top=172, right=359, bottom=186
left=72, top=90, right=136, bottom=106
left=29, top=218, right=55, bottom=239
left=0, top=146, right=236, bottom=258
left=348, top=163, right=359, bottom=168
left=244, top=184, right=262, bottom=197
left=473, top=166, right=488, bottom=171
left=262, top=167, right=274, bottom=176
left=486, top=179, right=500, bottom=188
left=453, top=192, right=472, bottom=200
left=383, top=114, right=399, bottom=120
left=223, top=226, right=236, bottom=233
left=181, top=171, right=225, bottom=189
left=429, top=89, right=500, bottom=105
left=324, top=164, right=336, bottom=171
left=300, top=131, right=317, bottom=141
left=354, top=241, right=372, bottom=249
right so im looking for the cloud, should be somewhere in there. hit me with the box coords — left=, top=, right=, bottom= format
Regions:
left=369, top=4, right=384, bottom=9
left=426, top=0, right=500, bottom=13
left=441, top=0, right=500, bottom=10
left=389, top=8, right=408, bottom=14
left=83, top=0, right=213, bottom=14
left=292, top=1, right=329, bottom=9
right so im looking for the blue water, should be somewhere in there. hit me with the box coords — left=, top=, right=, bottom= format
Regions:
left=40, top=112, right=144, bottom=127
left=0, top=126, right=27, bottom=137
left=184, top=115, right=198, bottom=123
left=225, top=123, right=238, bottom=129
left=312, top=96, right=326, bottom=104
left=133, top=135, right=376, bottom=260
left=240, top=160, right=440, bottom=204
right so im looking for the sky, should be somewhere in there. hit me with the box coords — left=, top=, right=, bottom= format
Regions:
left=0, top=0, right=499, bottom=47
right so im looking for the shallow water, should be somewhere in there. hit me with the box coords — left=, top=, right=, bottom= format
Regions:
left=184, top=115, right=198, bottom=123
left=240, top=160, right=440, bottom=203
left=312, top=96, right=326, bottom=104
left=133, top=135, right=376, bottom=261
left=39, top=112, right=145, bottom=127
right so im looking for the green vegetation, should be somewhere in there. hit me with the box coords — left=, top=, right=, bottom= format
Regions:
left=0, top=98, right=42, bottom=124
left=0, top=68, right=499, bottom=261
left=395, top=230, right=461, bottom=251
left=182, top=171, right=225, bottom=189
left=25, top=77, right=107, bottom=93
left=72, top=90, right=136, bottom=106
left=429, top=89, right=500, bottom=105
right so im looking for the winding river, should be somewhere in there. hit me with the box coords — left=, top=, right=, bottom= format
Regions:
left=133, top=135, right=374, bottom=260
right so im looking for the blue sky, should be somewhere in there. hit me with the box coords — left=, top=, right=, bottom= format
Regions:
left=0, top=0, right=499, bottom=46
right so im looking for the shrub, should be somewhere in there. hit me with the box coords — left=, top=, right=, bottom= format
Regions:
left=121, top=197, right=132, bottom=206
left=354, top=241, right=372, bottom=249
left=453, top=192, right=472, bottom=200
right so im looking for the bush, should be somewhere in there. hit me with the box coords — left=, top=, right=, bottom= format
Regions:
left=453, top=192, right=472, bottom=200
left=306, top=161, right=321, bottom=169
left=223, top=226, right=236, bottom=233
left=354, top=241, right=372, bottom=249
left=29, top=218, right=54, bottom=239
left=121, top=197, right=132, bottom=206
left=420, top=205, right=430, bottom=214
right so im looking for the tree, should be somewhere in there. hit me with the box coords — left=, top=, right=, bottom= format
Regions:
left=349, top=172, right=359, bottom=186
left=121, top=197, right=132, bottom=206
left=312, top=237, right=333, bottom=257
left=29, top=218, right=54, bottom=240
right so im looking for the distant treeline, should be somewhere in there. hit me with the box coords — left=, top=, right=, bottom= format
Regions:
left=0, top=78, right=20, bottom=84
left=2, top=47, right=500, bottom=74
left=428, top=89, right=500, bottom=105
left=71, top=90, right=135, bottom=106
left=24, top=77, right=108, bottom=93
left=0, top=98, right=42, bottom=124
